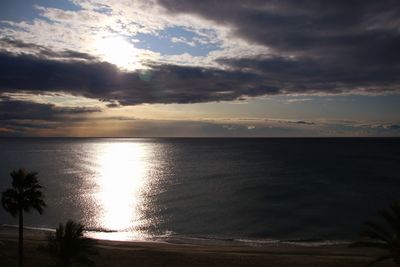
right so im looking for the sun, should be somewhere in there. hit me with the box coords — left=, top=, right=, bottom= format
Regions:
left=95, top=36, right=138, bottom=70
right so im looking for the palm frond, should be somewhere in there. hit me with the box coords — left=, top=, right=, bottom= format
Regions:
left=390, top=202, right=400, bottom=218
left=22, top=187, right=46, bottom=214
left=349, top=241, right=390, bottom=250
left=2, top=168, right=47, bottom=215
left=350, top=201, right=400, bottom=266
left=2, top=168, right=47, bottom=267
left=359, top=229, right=392, bottom=243
left=389, top=202, right=400, bottom=236
left=10, top=169, right=27, bottom=189
left=368, top=254, right=393, bottom=266
left=1, top=189, right=19, bottom=217
left=378, top=208, right=400, bottom=234
left=48, top=220, right=96, bottom=267
left=364, top=221, right=393, bottom=242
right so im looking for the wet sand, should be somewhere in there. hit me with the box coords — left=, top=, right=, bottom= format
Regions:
left=0, top=226, right=396, bottom=267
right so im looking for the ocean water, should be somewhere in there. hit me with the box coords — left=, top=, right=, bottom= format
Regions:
left=0, top=138, right=399, bottom=245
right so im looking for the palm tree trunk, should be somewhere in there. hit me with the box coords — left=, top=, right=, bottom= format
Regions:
left=19, top=208, right=23, bottom=267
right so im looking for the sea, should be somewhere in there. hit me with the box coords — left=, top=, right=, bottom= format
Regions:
left=0, top=138, right=399, bottom=246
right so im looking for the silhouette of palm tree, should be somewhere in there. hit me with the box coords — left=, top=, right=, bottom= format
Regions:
left=350, top=201, right=400, bottom=265
left=1, top=168, right=46, bottom=267
left=47, top=220, right=96, bottom=267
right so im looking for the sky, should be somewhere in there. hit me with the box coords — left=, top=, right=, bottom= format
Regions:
left=0, top=0, right=400, bottom=137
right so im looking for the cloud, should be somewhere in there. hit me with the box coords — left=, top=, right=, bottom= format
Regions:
left=158, top=1, right=400, bottom=52
left=291, top=120, right=315, bottom=125
left=0, top=97, right=398, bottom=137
left=0, top=97, right=101, bottom=121
left=385, top=124, right=400, bottom=130
left=1, top=45, right=399, bottom=109
left=264, top=118, right=316, bottom=126
left=362, top=122, right=400, bottom=130
left=0, top=1, right=398, bottom=137
left=158, top=0, right=400, bottom=93
left=0, top=97, right=102, bottom=135
left=171, top=36, right=196, bottom=47
left=0, top=49, right=282, bottom=105
left=285, top=98, right=312, bottom=103
left=217, top=55, right=400, bottom=95
left=0, top=38, right=98, bottom=61
left=2, top=1, right=399, bottom=100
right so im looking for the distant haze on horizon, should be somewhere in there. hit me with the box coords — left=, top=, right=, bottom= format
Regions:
left=0, top=0, right=400, bottom=137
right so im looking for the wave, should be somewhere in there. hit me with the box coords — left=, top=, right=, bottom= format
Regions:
left=152, top=232, right=351, bottom=247
left=1, top=224, right=55, bottom=232
left=1, top=224, right=351, bottom=247
left=84, top=227, right=119, bottom=233
left=1, top=224, right=118, bottom=234
left=235, top=238, right=350, bottom=247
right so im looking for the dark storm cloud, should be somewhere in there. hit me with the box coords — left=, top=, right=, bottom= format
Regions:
left=1, top=47, right=398, bottom=108
left=0, top=120, right=61, bottom=137
left=2, top=2, right=399, bottom=107
left=0, top=50, right=283, bottom=105
left=0, top=2, right=399, bottom=110
left=0, top=38, right=97, bottom=61
left=217, top=55, right=400, bottom=93
left=157, top=0, right=400, bottom=52
left=1, top=39, right=399, bottom=109
left=159, top=0, right=400, bottom=91
left=0, top=97, right=101, bottom=135
left=0, top=98, right=100, bottom=121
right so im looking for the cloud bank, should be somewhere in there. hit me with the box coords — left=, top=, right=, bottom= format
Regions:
left=1, top=0, right=400, bottom=136
left=1, top=1, right=399, bottom=106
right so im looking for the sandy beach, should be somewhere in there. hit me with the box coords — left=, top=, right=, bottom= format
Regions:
left=0, top=226, right=396, bottom=267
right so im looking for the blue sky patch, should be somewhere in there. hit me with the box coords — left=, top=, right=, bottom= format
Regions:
left=133, top=27, right=220, bottom=57
left=0, top=0, right=80, bottom=22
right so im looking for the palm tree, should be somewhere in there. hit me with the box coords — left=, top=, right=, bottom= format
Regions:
left=1, top=168, right=46, bottom=267
left=47, top=220, right=96, bottom=267
left=350, top=201, right=400, bottom=265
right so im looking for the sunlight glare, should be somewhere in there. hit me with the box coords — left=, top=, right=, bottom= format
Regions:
left=94, top=142, right=149, bottom=237
left=95, top=36, right=138, bottom=70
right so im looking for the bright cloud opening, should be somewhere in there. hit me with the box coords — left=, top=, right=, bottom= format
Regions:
left=94, top=36, right=139, bottom=70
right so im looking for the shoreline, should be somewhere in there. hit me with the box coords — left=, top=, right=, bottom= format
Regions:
left=1, top=224, right=352, bottom=247
left=0, top=225, right=397, bottom=267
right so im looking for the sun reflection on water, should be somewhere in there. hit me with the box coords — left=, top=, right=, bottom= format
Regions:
left=91, top=141, right=150, bottom=240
